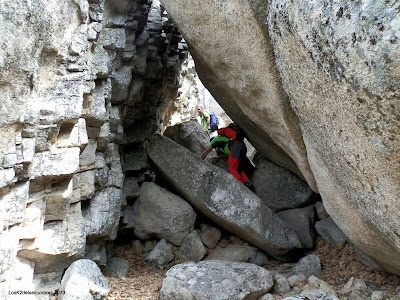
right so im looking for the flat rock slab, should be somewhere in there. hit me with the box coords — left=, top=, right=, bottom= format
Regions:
left=146, top=134, right=302, bottom=258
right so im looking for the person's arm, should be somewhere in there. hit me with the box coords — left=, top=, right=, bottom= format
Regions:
left=201, top=146, right=213, bottom=160
left=213, top=153, right=228, bottom=160
left=206, top=116, right=210, bottom=132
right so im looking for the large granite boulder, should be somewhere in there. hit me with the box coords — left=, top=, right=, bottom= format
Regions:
left=146, top=134, right=302, bottom=258
left=133, top=181, right=196, bottom=246
left=60, top=259, right=109, bottom=300
left=159, top=260, right=274, bottom=300
left=160, top=0, right=400, bottom=275
left=267, top=0, right=400, bottom=276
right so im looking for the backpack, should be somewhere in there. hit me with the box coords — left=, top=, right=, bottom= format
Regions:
left=217, top=123, right=246, bottom=142
left=209, top=113, right=219, bottom=132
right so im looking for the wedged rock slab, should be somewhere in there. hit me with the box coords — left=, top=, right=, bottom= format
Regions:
left=315, top=217, right=347, bottom=247
left=133, top=182, right=196, bottom=246
left=278, top=205, right=316, bottom=249
left=146, top=134, right=302, bottom=258
left=205, top=244, right=267, bottom=266
left=163, top=120, right=210, bottom=156
left=159, top=260, right=274, bottom=300
left=84, top=187, right=122, bottom=240
left=252, top=155, right=314, bottom=212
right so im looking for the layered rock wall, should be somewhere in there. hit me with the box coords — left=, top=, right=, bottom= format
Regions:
left=0, top=0, right=187, bottom=294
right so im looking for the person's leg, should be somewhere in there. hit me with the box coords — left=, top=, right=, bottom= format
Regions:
left=239, top=170, right=249, bottom=183
left=229, top=141, right=246, bottom=183
left=241, top=156, right=255, bottom=178
left=236, top=142, right=253, bottom=187
left=228, top=154, right=243, bottom=183
left=237, top=156, right=249, bottom=183
left=237, top=142, right=250, bottom=182
left=238, top=160, right=254, bottom=190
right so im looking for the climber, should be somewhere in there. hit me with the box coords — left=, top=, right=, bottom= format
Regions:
left=217, top=123, right=254, bottom=189
left=208, top=112, right=219, bottom=141
left=201, top=135, right=230, bottom=161
left=197, top=106, right=210, bottom=135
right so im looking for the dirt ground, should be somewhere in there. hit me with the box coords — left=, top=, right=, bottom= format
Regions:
left=106, top=238, right=400, bottom=300
left=106, top=245, right=166, bottom=300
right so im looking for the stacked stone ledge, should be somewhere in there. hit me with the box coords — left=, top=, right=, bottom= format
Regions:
left=0, top=0, right=188, bottom=297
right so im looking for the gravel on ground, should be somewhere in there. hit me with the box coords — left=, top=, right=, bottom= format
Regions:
left=106, top=238, right=400, bottom=299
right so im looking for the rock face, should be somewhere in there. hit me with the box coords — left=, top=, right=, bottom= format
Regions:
left=160, top=0, right=400, bottom=275
left=267, top=0, right=400, bottom=276
left=0, top=0, right=188, bottom=294
left=146, top=134, right=303, bottom=258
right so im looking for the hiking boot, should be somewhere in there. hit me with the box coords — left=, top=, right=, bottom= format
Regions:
left=244, top=181, right=254, bottom=191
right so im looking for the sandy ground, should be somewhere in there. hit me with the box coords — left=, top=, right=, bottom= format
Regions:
left=106, top=238, right=400, bottom=300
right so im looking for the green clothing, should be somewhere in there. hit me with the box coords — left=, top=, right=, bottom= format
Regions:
left=209, top=136, right=230, bottom=155
left=200, top=112, right=210, bottom=130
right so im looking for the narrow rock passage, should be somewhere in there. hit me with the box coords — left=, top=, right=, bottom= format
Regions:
left=146, top=134, right=303, bottom=258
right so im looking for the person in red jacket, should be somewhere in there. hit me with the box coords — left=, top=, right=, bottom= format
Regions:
left=217, top=124, right=253, bottom=189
